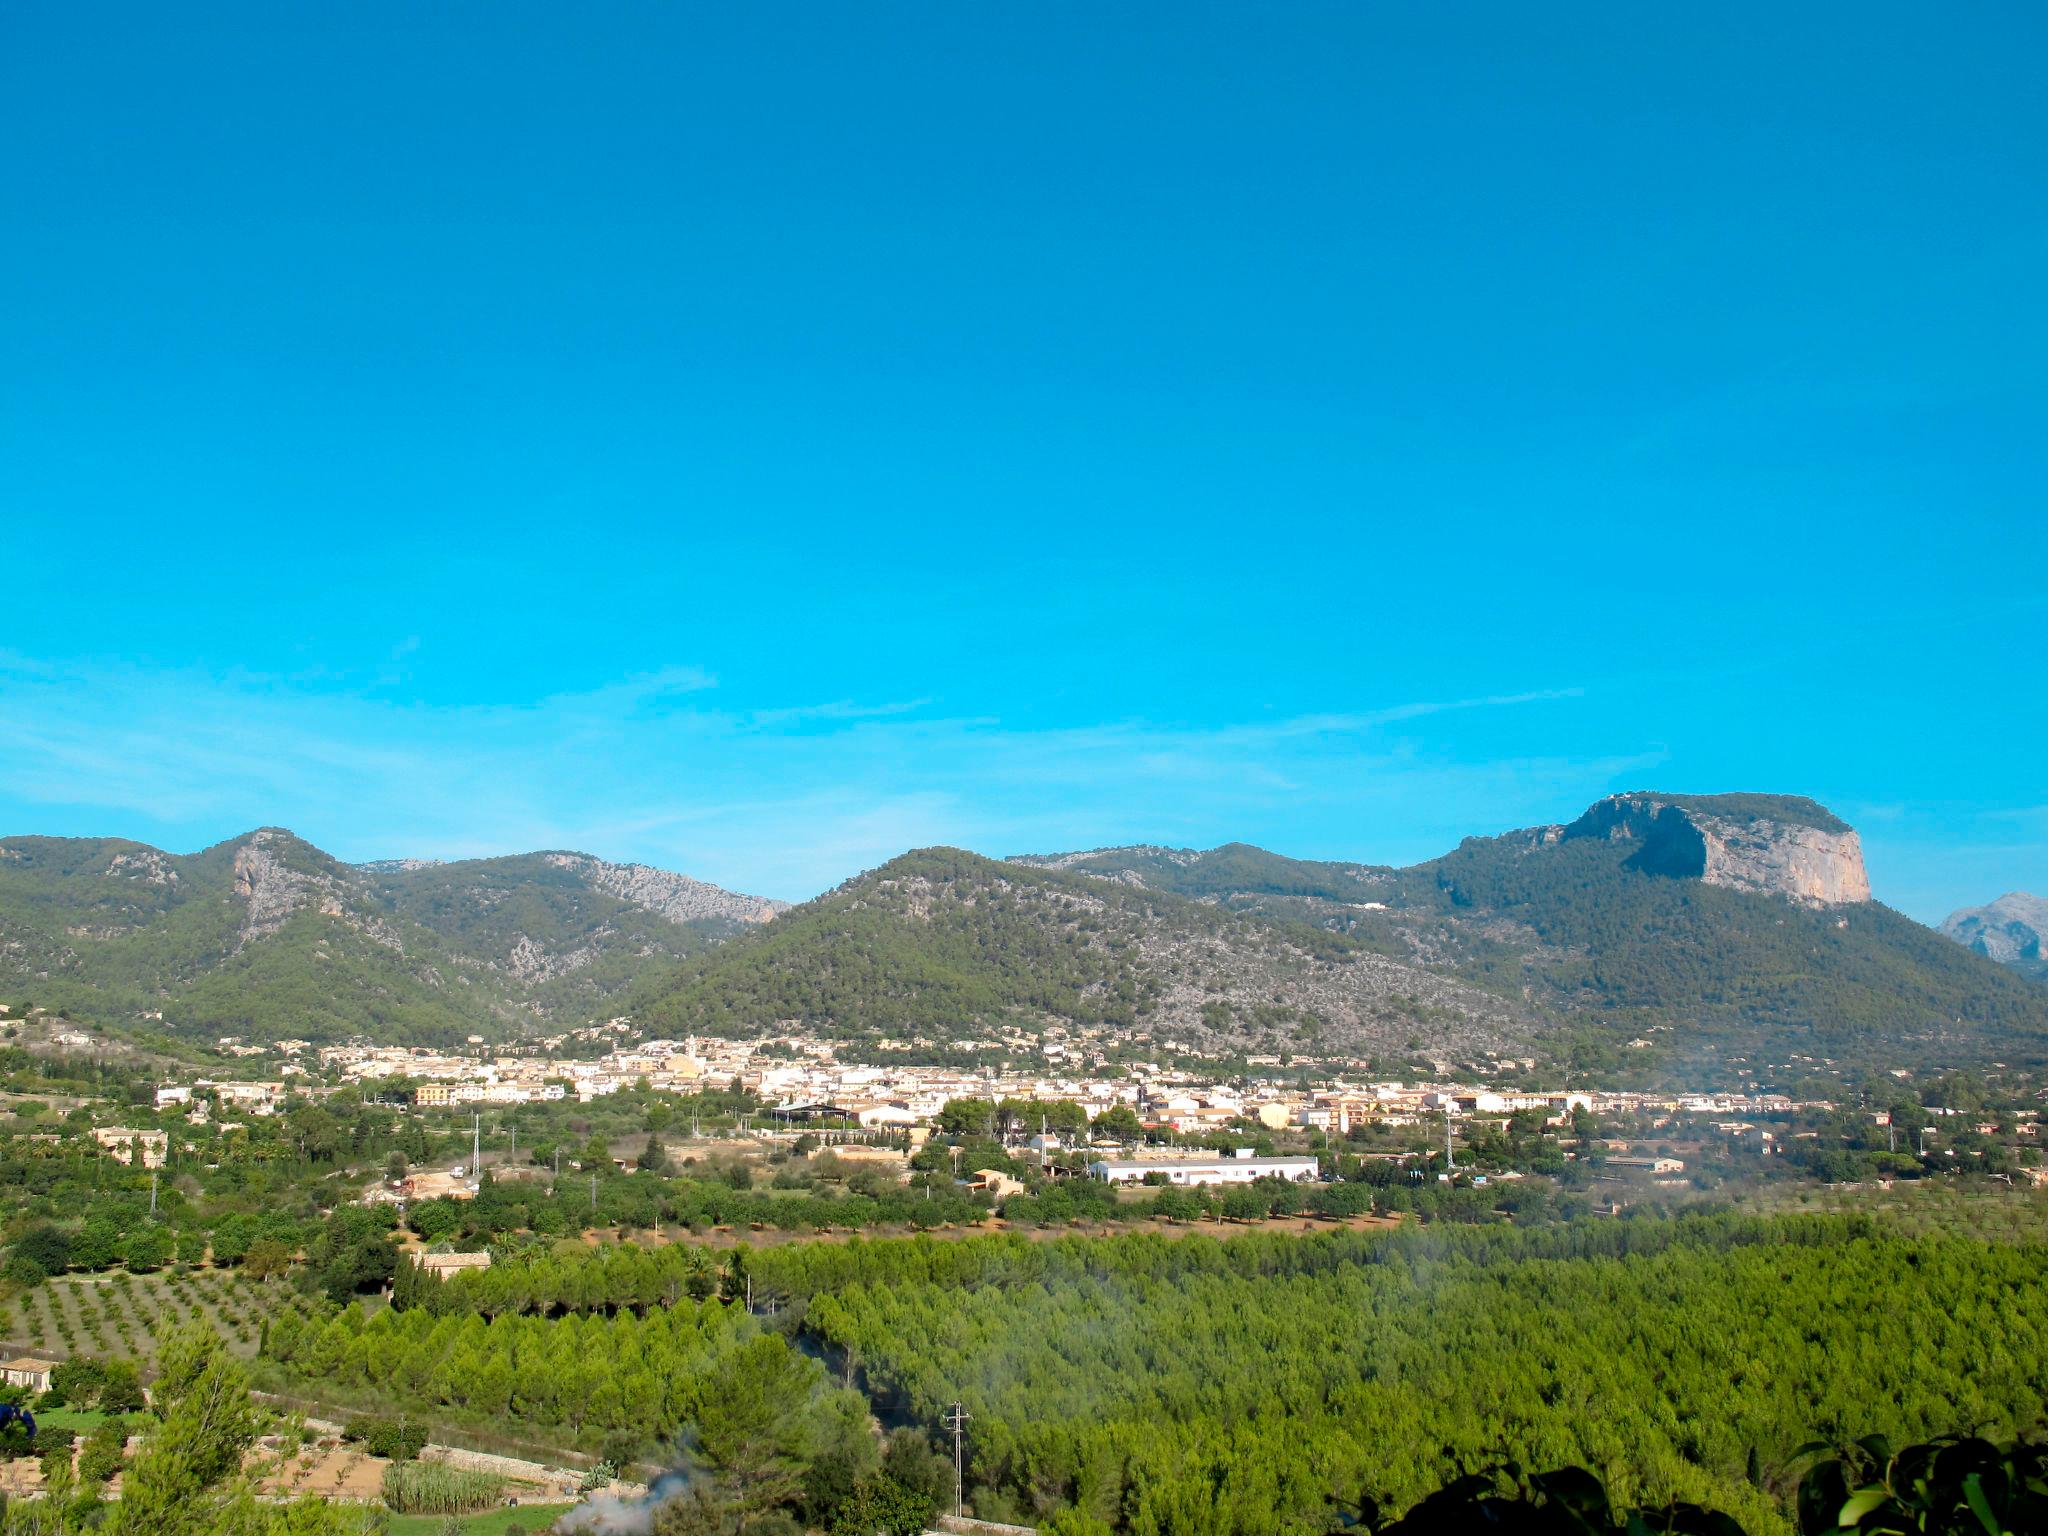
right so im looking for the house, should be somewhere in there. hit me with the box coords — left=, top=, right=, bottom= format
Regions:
left=415, top=1252, right=492, bottom=1279
left=0, top=1357, right=59, bottom=1394
left=1607, top=1156, right=1686, bottom=1174
left=967, top=1169, right=1028, bottom=1199
left=844, top=1100, right=920, bottom=1130
left=1087, top=1151, right=1320, bottom=1187
left=414, top=1084, right=454, bottom=1107
left=92, top=1127, right=169, bottom=1168
left=214, top=1081, right=285, bottom=1115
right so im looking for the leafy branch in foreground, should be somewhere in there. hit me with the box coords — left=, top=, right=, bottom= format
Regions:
left=1318, top=1436, right=2048, bottom=1535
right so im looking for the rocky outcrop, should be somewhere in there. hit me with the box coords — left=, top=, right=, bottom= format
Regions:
left=506, top=931, right=600, bottom=983
left=1941, top=893, right=2048, bottom=980
left=106, top=848, right=179, bottom=885
left=540, top=853, right=786, bottom=926
left=231, top=830, right=406, bottom=950
left=1562, top=793, right=1871, bottom=907
left=1019, top=844, right=1202, bottom=872
left=232, top=832, right=341, bottom=943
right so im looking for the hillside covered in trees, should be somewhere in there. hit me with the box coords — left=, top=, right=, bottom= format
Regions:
left=10, top=793, right=2045, bottom=1075
left=626, top=847, right=1530, bottom=1059
left=1016, top=794, right=2048, bottom=1072
left=0, top=830, right=770, bottom=1044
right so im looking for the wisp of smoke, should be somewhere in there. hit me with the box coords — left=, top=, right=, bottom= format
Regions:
left=555, top=1465, right=693, bottom=1535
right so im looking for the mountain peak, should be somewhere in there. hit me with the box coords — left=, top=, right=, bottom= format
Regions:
left=1596, top=791, right=1853, bottom=836
left=1941, top=892, right=2048, bottom=981
left=1562, top=792, right=1869, bottom=906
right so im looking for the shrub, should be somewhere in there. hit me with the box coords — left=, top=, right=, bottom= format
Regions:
left=380, top=1460, right=503, bottom=1515
left=1, top=1256, right=45, bottom=1288
left=368, top=1420, right=429, bottom=1462
left=76, top=1422, right=126, bottom=1486
left=11, top=1225, right=71, bottom=1277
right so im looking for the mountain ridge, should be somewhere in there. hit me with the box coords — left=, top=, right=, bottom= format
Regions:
left=0, top=829, right=781, bottom=1043
left=1006, top=793, right=2047, bottom=1073
left=627, top=845, right=1531, bottom=1064
left=8, top=796, right=2046, bottom=1079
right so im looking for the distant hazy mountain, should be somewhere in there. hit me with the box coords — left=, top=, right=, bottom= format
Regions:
left=1941, top=893, right=2048, bottom=981
left=0, top=829, right=779, bottom=1043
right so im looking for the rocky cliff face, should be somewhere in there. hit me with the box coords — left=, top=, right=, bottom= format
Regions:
left=231, top=830, right=351, bottom=943
left=231, top=829, right=410, bottom=950
left=1562, top=793, right=1871, bottom=907
left=540, top=853, right=787, bottom=926
left=1941, top=893, right=2048, bottom=980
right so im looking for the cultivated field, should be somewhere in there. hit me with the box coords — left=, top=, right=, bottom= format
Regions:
left=0, top=1267, right=324, bottom=1365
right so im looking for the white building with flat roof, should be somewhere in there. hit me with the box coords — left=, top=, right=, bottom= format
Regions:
left=1087, top=1151, right=1319, bottom=1187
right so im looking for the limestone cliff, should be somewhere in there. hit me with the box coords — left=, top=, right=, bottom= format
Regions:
left=231, top=828, right=407, bottom=950
left=231, top=829, right=352, bottom=944
left=1561, top=793, right=1871, bottom=907
left=539, top=852, right=787, bottom=926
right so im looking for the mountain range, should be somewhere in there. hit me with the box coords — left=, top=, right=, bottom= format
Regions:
left=3, top=792, right=2044, bottom=1080
left=0, top=829, right=779, bottom=1045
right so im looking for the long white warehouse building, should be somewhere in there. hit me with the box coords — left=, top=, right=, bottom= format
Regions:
left=1087, top=1152, right=1320, bottom=1187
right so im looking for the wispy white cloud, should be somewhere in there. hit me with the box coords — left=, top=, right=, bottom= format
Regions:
left=0, top=655, right=1626, bottom=899
left=743, top=697, right=931, bottom=730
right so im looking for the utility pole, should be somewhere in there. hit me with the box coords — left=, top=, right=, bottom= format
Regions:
left=1444, top=1113, right=1455, bottom=1173
left=946, top=1402, right=971, bottom=1517
left=471, top=1113, right=481, bottom=1176
left=149, top=1169, right=158, bottom=1218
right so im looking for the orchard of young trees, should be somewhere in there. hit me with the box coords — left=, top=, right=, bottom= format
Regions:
left=769, top=1213, right=2047, bottom=1535
left=247, top=1210, right=2048, bottom=1536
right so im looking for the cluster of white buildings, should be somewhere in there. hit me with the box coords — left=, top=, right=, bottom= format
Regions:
left=160, top=1029, right=1833, bottom=1148
left=154, top=1080, right=290, bottom=1118
left=320, top=1038, right=724, bottom=1104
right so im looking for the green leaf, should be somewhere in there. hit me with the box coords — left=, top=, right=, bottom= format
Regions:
left=1961, top=1472, right=2001, bottom=1535
left=1837, top=1487, right=1891, bottom=1525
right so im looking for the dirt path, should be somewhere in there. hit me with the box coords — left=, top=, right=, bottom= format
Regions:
left=599, top=1211, right=1406, bottom=1250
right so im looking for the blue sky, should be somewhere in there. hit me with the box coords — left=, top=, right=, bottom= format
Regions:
left=2, top=4, right=2043, bottom=919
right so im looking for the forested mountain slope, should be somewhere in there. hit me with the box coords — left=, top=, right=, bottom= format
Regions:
left=0, top=830, right=775, bottom=1043
left=628, top=847, right=1532, bottom=1060
left=1020, top=793, right=2048, bottom=1069
left=12, top=795, right=2040, bottom=1072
